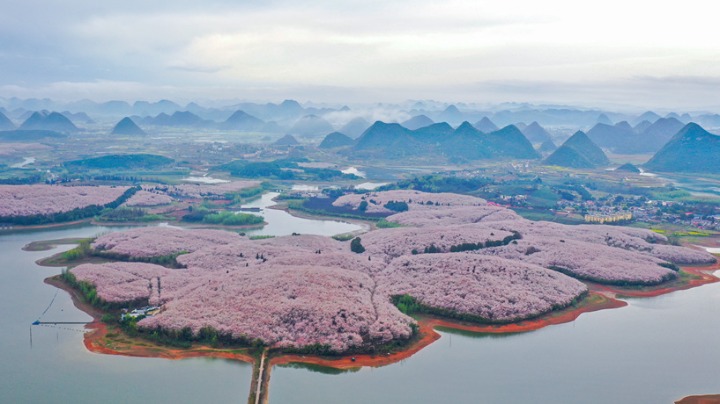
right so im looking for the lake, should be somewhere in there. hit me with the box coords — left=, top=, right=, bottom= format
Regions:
left=1, top=204, right=718, bottom=403
left=0, top=225, right=251, bottom=404
left=269, top=276, right=720, bottom=404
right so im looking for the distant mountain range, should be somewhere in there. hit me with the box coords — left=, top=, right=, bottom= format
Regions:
left=644, top=123, right=720, bottom=173
left=138, top=111, right=208, bottom=127
left=587, top=117, right=686, bottom=154
left=19, top=111, right=78, bottom=133
left=349, top=120, right=538, bottom=161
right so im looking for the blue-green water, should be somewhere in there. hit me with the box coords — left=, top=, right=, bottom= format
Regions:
left=1, top=217, right=718, bottom=403
left=270, top=279, right=720, bottom=403
left=0, top=225, right=251, bottom=404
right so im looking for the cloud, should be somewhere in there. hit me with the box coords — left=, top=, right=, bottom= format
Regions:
left=1, top=0, right=719, bottom=111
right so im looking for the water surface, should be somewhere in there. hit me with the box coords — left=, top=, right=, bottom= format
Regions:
left=243, top=192, right=364, bottom=236
left=0, top=225, right=251, bottom=404
left=270, top=277, right=720, bottom=403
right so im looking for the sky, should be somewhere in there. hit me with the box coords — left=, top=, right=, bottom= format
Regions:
left=1, top=0, right=719, bottom=111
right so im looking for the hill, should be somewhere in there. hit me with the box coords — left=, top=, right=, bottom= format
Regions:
left=596, top=113, right=613, bottom=125
left=521, top=121, right=552, bottom=143
left=352, top=121, right=538, bottom=161
left=19, top=111, right=78, bottom=133
left=543, top=144, right=595, bottom=168
left=148, top=111, right=206, bottom=127
left=64, top=154, right=174, bottom=170
left=544, top=131, right=609, bottom=168
left=481, top=124, right=539, bottom=159
left=438, top=105, right=464, bottom=125
left=630, top=117, right=685, bottom=153
left=474, top=117, right=499, bottom=133
left=221, top=110, right=265, bottom=131
left=644, top=123, right=720, bottom=173
left=538, top=140, right=557, bottom=153
left=354, top=122, right=417, bottom=153
left=615, top=163, right=641, bottom=173
left=273, top=134, right=300, bottom=147
left=319, top=132, right=355, bottom=149
left=111, top=117, right=146, bottom=135
left=412, top=122, right=454, bottom=143
left=562, top=130, right=610, bottom=166
left=586, top=121, right=635, bottom=151
left=633, top=120, right=652, bottom=134
left=0, top=111, right=15, bottom=131
left=339, top=117, right=371, bottom=138
left=635, top=111, right=661, bottom=125
left=402, top=115, right=434, bottom=130
left=289, top=115, right=334, bottom=137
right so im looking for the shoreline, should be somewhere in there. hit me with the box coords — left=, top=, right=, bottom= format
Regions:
left=44, top=264, right=719, bottom=370
left=44, top=275, right=256, bottom=364
left=268, top=202, right=374, bottom=234
left=675, top=395, right=720, bottom=404
left=0, top=218, right=93, bottom=232
left=42, top=261, right=720, bottom=404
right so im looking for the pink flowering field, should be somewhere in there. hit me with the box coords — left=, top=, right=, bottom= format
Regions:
left=70, top=190, right=716, bottom=352
left=123, top=190, right=173, bottom=207
left=0, top=185, right=130, bottom=217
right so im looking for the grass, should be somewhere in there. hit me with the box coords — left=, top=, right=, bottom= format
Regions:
left=376, top=219, right=402, bottom=228
left=249, top=235, right=274, bottom=240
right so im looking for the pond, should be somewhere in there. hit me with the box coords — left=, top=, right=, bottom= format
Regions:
left=242, top=192, right=365, bottom=237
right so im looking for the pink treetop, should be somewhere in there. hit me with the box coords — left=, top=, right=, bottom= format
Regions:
left=0, top=185, right=130, bottom=217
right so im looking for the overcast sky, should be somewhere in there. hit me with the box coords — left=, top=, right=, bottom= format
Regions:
left=1, top=0, right=719, bottom=111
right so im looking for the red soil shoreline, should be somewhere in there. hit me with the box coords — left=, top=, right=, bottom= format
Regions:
left=591, top=264, right=720, bottom=299
left=675, top=395, right=720, bottom=404
left=45, top=264, right=719, bottom=372
left=45, top=275, right=256, bottom=364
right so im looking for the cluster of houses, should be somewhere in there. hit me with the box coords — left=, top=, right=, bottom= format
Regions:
left=583, top=212, right=633, bottom=224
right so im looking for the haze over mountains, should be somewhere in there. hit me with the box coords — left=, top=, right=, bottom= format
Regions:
left=1, top=96, right=720, bottom=174
left=587, top=117, right=686, bottom=153
left=3, top=98, right=720, bottom=130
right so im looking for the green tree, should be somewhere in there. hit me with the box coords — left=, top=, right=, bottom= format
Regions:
left=350, top=237, right=365, bottom=254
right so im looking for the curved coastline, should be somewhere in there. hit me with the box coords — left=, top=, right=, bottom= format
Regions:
left=44, top=263, right=719, bottom=369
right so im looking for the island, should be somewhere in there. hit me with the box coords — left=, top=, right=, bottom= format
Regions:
left=38, top=189, right=719, bottom=404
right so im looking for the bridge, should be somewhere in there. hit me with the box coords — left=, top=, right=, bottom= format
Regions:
left=32, top=320, right=92, bottom=325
